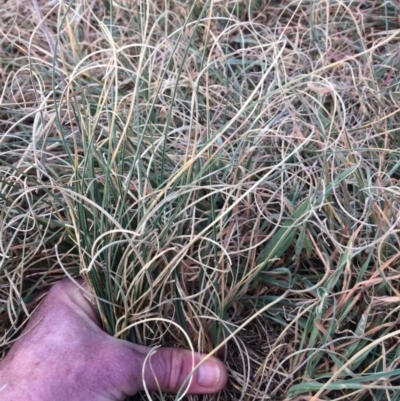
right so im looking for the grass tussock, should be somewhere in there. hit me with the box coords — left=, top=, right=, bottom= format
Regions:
left=1, top=0, right=400, bottom=399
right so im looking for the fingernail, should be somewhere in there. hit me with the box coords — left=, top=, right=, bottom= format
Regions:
left=198, top=359, right=221, bottom=387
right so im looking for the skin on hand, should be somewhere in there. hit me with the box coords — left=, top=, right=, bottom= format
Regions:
left=0, top=279, right=227, bottom=401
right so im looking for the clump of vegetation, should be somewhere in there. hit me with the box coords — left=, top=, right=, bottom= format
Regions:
left=1, top=0, right=400, bottom=399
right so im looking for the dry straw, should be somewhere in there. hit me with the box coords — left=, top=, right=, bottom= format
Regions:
left=1, top=0, right=400, bottom=400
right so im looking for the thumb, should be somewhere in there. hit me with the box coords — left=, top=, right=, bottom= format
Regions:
left=103, top=340, right=228, bottom=397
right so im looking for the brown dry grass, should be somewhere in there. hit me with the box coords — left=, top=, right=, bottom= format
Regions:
left=1, top=0, right=400, bottom=400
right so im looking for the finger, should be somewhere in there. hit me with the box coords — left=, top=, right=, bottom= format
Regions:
left=139, top=347, right=227, bottom=394
left=104, top=341, right=227, bottom=396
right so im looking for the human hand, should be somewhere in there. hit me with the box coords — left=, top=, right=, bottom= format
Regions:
left=0, top=279, right=227, bottom=401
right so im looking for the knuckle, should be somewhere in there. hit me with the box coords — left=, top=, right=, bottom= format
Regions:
left=165, top=348, right=188, bottom=392
left=48, top=280, right=67, bottom=298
